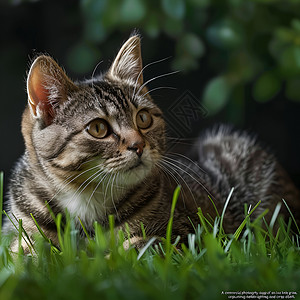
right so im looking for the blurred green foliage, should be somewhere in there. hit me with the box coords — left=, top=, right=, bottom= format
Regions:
left=81, top=0, right=300, bottom=114
left=11, top=0, right=300, bottom=115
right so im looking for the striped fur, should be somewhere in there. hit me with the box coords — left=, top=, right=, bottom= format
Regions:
left=3, top=36, right=300, bottom=252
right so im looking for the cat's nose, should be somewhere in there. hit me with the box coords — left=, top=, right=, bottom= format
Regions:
left=127, top=141, right=145, bottom=157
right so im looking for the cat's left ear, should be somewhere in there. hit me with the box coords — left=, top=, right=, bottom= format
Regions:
left=27, top=55, right=77, bottom=126
left=107, top=35, right=143, bottom=86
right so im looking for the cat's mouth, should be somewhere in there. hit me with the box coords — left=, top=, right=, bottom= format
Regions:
left=127, top=159, right=144, bottom=171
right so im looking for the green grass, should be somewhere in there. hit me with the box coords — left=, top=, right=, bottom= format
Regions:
left=0, top=172, right=300, bottom=300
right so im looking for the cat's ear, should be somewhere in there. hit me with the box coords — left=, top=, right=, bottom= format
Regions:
left=107, top=35, right=143, bottom=86
left=27, top=55, right=77, bottom=126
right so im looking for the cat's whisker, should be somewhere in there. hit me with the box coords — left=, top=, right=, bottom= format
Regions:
left=86, top=173, right=107, bottom=218
left=161, top=157, right=214, bottom=200
left=165, top=136, right=198, bottom=140
left=162, top=157, right=198, bottom=180
left=93, top=171, right=112, bottom=217
left=105, top=160, right=127, bottom=170
left=103, top=172, right=113, bottom=204
left=102, top=172, right=120, bottom=219
left=91, top=60, right=103, bottom=88
left=131, top=56, right=171, bottom=100
left=46, top=165, right=102, bottom=206
left=110, top=173, right=120, bottom=221
left=140, top=86, right=177, bottom=99
left=165, top=137, right=199, bottom=144
left=164, top=141, right=195, bottom=147
left=165, top=153, right=206, bottom=175
left=86, top=170, right=111, bottom=212
left=156, top=162, right=184, bottom=198
left=70, top=168, right=106, bottom=204
left=159, top=160, right=196, bottom=208
left=132, top=70, right=180, bottom=102
left=76, top=157, right=102, bottom=169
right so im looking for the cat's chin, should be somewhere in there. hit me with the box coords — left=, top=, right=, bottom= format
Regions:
left=116, top=151, right=157, bottom=185
left=121, top=162, right=153, bottom=186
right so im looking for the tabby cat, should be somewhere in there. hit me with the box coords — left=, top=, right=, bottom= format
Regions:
left=3, top=35, right=300, bottom=252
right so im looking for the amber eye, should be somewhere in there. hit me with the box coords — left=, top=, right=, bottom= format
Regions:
left=86, top=119, right=110, bottom=139
left=136, top=110, right=152, bottom=129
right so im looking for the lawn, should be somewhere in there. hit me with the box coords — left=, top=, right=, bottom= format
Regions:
left=0, top=173, right=299, bottom=300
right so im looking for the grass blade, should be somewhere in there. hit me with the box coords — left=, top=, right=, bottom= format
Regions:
left=18, top=219, right=23, bottom=255
left=234, top=201, right=262, bottom=240
left=78, top=217, right=91, bottom=241
left=3, top=211, right=34, bottom=253
left=137, top=237, right=157, bottom=260
left=208, top=195, right=220, bottom=218
left=282, top=198, right=300, bottom=235
left=30, top=213, right=50, bottom=243
left=165, top=185, right=180, bottom=260
left=269, top=202, right=282, bottom=230
left=219, top=187, right=234, bottom=233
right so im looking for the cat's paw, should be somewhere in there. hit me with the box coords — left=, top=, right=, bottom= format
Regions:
left=123, top=236, right=145, bottom=250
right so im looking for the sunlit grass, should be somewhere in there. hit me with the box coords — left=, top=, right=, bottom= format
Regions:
left=0, top=172, right=300, bottom=300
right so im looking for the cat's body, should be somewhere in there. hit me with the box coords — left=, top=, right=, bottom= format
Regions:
left=4, top=35, right=300, bottom=252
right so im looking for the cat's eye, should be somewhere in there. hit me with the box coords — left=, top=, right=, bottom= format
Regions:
left=86, top=119, right=110, bottom=139
left=136, top=110, right=152, bottom=129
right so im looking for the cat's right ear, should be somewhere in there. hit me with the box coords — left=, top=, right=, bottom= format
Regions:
left=27, top=56, right=77, bottom=126
left=107, top=35, right=144, bottom=86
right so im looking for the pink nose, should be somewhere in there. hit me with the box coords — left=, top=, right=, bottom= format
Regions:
left=128, top=141, right=145, bottom=157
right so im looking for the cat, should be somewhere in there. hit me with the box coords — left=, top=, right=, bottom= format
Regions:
left=3, top=34, right=300, bottom=253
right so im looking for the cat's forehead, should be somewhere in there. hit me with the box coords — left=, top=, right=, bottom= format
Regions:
left=59, top=79, right=156, bottom=127
left=85, top=80, right=155, bottom=115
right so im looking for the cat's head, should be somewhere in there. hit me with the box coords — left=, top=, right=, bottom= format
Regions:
left=22, top=35, right=165, bottom=188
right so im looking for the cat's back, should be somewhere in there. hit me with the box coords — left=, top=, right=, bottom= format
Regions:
left=180, top=126, right=300, bottom=230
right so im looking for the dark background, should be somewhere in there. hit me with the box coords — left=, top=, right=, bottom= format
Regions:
left=1, top=0, right=300, bottom=196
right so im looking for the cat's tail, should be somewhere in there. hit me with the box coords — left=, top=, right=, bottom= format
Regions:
left=192, top=125, right=300, bottom=232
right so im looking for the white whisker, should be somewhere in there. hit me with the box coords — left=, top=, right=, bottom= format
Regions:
left=70, top=169, right=106, bottom=204
left=161, top=157, right=214, bottom=200
left=133, top=70, right=180, bottom=102
left=86, top=170, right=111, bottom=212
left=156, top=162, right=186, bottom=206
left=46, top=164, right=101, bottom=206
left=159, top=160, right=196, bottom=208
left=141, top=86, right=177, bottom=98
left=131, top=56, right=172, bottom=99
left=165, top=153, right=206, bottom=175
left=91, top=60, right=103, bottom=88
left=110, top=173, right=120, bottom=220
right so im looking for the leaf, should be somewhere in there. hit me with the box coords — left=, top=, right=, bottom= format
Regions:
left=162, top=0, right=185, bottom=20
left=202, top=76, right=232, bottom=115
left=177, top=33, right=205, bottom=58
left=291, top=18, right=300, bottom=32
left=163, top=17, right=183, bottom=36
left=171, top=56, right=198, bottom=71
left=206, top=19, right=244, bottom=49
left=81, top=0, right=107, bottom=19
left=253, top=71, right=281, bottom=102
left=120, top=0, right=146, bottom=24
left=144, top=13, right=160, bottom=38
left=84, top=20, right=106, bottom=43
left=172, top=34, right=205, bottom=71
left=67, top=43, right=101, bottom=74
left=102, top=0, right=121, bottom=28
left=279, top=46, right=300, bottom=77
